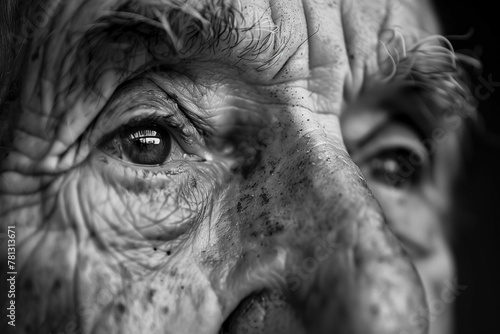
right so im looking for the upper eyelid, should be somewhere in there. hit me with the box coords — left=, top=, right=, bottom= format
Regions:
left=349, top=128, right=427, bottom=164
left=95, top=109, right=201, bottom=159
left=90, top=106, right=177, bottom=146
left=360, top=145, right=429, bottom=168
left=90, top=79, right=193, bottom=138
left=119, top=114, right=185, bottom=137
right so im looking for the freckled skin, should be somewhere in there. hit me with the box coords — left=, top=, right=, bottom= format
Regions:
left=0, top=0, right=454, bottom=334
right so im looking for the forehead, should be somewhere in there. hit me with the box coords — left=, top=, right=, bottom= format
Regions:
left=27, top=0, right=440, bottom=83
left=13, top=0, right=448, bottom=137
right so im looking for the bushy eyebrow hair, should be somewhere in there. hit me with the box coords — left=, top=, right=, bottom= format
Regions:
left=59, top=0, right=282, bottom=99
left=359, top=33, right=480, bottom=130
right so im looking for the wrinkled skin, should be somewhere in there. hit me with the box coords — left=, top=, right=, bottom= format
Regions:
left=0, top=0, right=473, bottom=333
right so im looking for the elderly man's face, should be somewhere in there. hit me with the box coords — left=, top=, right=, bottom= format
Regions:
left=0, top=0, right=471, bottom=333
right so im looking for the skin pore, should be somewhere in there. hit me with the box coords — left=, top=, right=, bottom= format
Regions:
left=0, top=0, right=475, bottom=333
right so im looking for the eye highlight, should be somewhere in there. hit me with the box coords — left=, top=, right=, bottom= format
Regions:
left=122, top=124, right=172, bottom=165
left=100, top=122, right=172, bottom=166
left=366, top=147, right=428, bottom=189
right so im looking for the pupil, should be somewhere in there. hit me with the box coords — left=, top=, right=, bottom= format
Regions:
left=121, top=126, right=171, bottom=165
left=371, top=157, right=407, bottom=188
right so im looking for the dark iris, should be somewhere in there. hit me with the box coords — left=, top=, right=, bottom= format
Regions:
left=119, top=125, right=171, bottom=165
left=369, top=148, right=424, bottom=189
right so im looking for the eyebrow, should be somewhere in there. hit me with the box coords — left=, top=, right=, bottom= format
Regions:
left=56, top=0, right=246, bottom=98
left=360, top=35, right=479, bottom=127
left=348, top=84, right=457, bottom=155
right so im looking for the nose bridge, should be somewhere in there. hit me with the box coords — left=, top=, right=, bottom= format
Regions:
left=227, top=103, right=382, bottom=270
left=224, top=102, right=381, bottom=264
left=245, top=108, right=428, bottom=333
left=268, top=107, right=376, bottom=242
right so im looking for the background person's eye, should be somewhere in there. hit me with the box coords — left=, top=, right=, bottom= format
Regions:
left=366, top=148, right=428, bottom=189
left=100, top=123, right=172, bottom=165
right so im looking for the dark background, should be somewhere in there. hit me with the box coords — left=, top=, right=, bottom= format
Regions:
left=434, top=0, right=500, bottom=333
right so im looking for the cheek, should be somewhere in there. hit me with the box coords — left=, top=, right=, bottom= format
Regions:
left=42, top=155, right=232, bottom=331
left=366, top=184, right=456, bottom=320
left=56, top=155, right=228, bottom=267
left=365, top=183, right=449, bottom=253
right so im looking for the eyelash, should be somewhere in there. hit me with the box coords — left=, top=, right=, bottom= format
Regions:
left=99, top=112, right=186, bottom=144
left=127, top=114, right=181, bottom=136
left=365, top=147, right=428, bottom=189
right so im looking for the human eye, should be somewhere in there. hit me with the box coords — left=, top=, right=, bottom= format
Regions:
left=99, top=115, right=176, bottom=166
left=365, top=146, right=429, bottom=189
left=345, top=120, right=431, bottom=192
left=90, top=80, right=210, bottom=168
